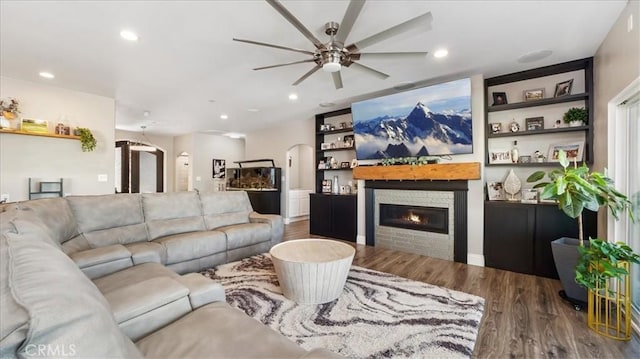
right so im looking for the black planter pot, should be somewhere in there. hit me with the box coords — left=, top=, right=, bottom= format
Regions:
left=551, top=237, right=588, bottom=304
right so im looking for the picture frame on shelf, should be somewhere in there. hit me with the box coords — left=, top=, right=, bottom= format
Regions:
left=487, top=182, right=506, bottom=201
left=523, top=88, right=545, bottom=101
left=554, top=79, right=573, bottom=97
left=320, top=142, right=331, bottom=150
left=343, top=134, right=354, bottom=148
left=317, top=161, right=326, bottom=170
left=521, top=189, right=539, bottom=204
left=525, top=117, right=544, bottom=131
left=488, top=149, right=512, bottom=164
left=547, top=141, right=584, bottom=162
left=21, top=119, right=48, bottom=134
left=321, top=179, right=332, bottom=193
left=492, top=92, right=507, bottom=106
left=340, top=161, right=350, bottom=169
left=339, top=121, right=349, bottom=129
left=212, top=159, right=225, bottom=179
left=489, top=122, right=502, bottom=134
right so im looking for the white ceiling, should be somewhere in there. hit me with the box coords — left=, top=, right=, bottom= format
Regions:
left=0, top=0, right=627, bottom=136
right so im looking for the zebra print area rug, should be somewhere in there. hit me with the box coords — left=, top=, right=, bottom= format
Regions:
left=201, top=254, right=484, bottom=358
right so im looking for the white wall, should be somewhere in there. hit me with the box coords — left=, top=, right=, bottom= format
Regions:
left=115, top=129, right=175, bottom=192
left=174, top=133, right=245, bottom=193
left=0, top=76, right=115, bottom=201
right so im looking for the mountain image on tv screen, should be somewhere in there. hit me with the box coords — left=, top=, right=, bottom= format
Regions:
left=351, top=78, right=472, bottom=160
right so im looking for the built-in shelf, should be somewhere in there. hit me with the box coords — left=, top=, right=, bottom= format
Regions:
left=0, top=129, right=80, bottom=140
left=317, top=168, right=353, bottom=172
left=488, top=93, right=588, bottom=112
left=316, top=147, right=354, bottom=154
left=488, top=126, right=588, bottom=138
left=316, top=128, right=353, bottom=135
left=485, top=162, right=583, bottom=167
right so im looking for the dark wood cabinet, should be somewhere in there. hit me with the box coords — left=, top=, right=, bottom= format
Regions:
left=484, top=201, right=597, bottom=278
left=309, top=193, right=356, bottom=242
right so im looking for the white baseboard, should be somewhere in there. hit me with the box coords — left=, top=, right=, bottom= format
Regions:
left=284, top=215, right=309, bottom=225
left=467, top=254, right=485, bottom=267
left=356, top=235, right=366, bottom=245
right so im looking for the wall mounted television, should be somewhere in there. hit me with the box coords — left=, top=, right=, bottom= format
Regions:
left=351, top=78, right=472, bottom=160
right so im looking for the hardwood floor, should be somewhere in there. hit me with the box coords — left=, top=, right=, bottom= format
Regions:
left=283, top=219, right=640, bottom=358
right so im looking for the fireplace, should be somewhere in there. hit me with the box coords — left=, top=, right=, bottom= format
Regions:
left=379, top=204, right=448, bottom=234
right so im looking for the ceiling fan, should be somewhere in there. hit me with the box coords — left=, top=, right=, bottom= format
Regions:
left=233, top=0, right=433, bottom=89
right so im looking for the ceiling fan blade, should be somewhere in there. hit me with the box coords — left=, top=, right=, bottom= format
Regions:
left=332, top=71, right=344, bottom=89
left=233, top=38, right=315, bottom=56
left=349, top=62, right=389, bottom=79
left=253, top=59, right=316, bottom=71
left=357, top=52, right=428, bottom=59
left=335, top=0, right=366, bottom=45
left=292, top=64, right=322, bottom=86
left=265, top=0, right=325, bottom=49
left=346, top=12, right=433, bottom=52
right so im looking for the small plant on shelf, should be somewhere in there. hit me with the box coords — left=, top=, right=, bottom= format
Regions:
left=75, top=127, right=97, bottom=152
left=0, top=97, right=20, bottom=119
left=563, top=107, right=588, bottom=126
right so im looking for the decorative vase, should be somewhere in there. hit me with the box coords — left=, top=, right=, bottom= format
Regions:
left=332, top=176, right=339, bottom=195
left=569, top=120, right=583, bottom=127
left=503, top=169, right=521, bottom=201
left=0, top=116, right=9, bottom=129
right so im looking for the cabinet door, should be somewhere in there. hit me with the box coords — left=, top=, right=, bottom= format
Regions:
left=331, top=195, right=357, bottom=242
left=299, top=197, right=310, bottom=216
left=484, top=202, right=535, bottom=274
left=534, top=205, right=597, bottom=279
left=310, top=195, right=333, bottom=237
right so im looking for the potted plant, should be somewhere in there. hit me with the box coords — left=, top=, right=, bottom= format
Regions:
left=0, top=97, right=20, bottom=129
left=563, top=107, right=588, bottom=127
left=526, top=150, right=634, bottom=305
left=75, top=127, right=97, bottom=152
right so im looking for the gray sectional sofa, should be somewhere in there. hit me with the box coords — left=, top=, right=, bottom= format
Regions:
left=0, top=191, right=338, bottom=358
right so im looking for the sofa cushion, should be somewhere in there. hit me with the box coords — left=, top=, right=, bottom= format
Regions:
left=69, top=244, right=134, bottom=279
left=200, top=191, right=252, bottom=229
left=66, top=194, right=148, bottom=248
left=93, top=262, right=179, bottom=293
left=125, top=241, right=164, bottom=265
left=2, top=218, right=142, bottom=358
left=142, top=192, right=206, bottom=240
left=17, top=197, right=79, bottom=244
left=0, top=233, right=29, bottom=357
left=156, top=231, right=226, bottom=265
left=219, top=222, right=271, bottom=250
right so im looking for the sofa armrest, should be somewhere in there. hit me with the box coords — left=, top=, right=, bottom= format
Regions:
left=249, top=212, right=284, bottom=244
left=69, top=244, right=133, bottom=279
left=176, top=273, right=226, bottom=309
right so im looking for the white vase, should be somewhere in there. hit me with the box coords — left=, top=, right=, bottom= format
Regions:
left=504, top=169, right=522, bottom=201
left=0, top=116, right=10, bottom=129
left=569, top=120, right=583, bottom=127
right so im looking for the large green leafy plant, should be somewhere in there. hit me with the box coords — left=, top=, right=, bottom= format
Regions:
left=527, top=150, right=636, bottom=291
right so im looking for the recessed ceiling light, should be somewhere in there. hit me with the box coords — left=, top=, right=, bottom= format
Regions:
left=289, top=93, right=298, bottom=101
left=39, top=72, right=55, bottom=79
left=120, top=30, right=139, bottom=42
left=247, top=108, right=260, bottom=112
left=517, top=50, right=552, bottom=63
left=220, top=114, right=229, bottom=120
left=208, top=99, right=216, bottom=103
left=224, top=132, right=245, bottom=139
left=434, top=49, right=448, bottom=58
left=319, top=102, right=335, bottom=108
left=393, top=82, right=416, bottom=91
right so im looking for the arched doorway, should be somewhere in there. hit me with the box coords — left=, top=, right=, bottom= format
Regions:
left=115, top=140, right=164, bottom=193
left=284, top=143, right=314, bottom=223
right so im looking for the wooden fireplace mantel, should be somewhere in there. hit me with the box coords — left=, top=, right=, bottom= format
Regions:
left=352, top=162, right=481, bottom=181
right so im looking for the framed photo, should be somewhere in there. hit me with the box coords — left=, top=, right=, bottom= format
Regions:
left=521, top=189, right=539, bottom=204
left=525, top=117, right=544, bottom=131
left=523, top=88, right=545, bottom=101
left=350, top=159, right=358, bottom=168
left=340, top=161, right=350, bottom=169
left=489, top=122, right=502, bottom=134
left=343, top=134, right=354, bottom=148
left=321, top=179, right=332, bottom=194
left=212, top=159, right=226, bottom=179
left=488, top=149, right=512, bottom=164
left=21, top=119, right=48, bottom=134
left=492, top=92, right=508, bottom=106
left=487, top=182, right=506, bottom=201
left=554, top=79, right=573, bottom=97
left=320, top=142, right=331, bottom=150
left=547, top=141, right=584, bottom=162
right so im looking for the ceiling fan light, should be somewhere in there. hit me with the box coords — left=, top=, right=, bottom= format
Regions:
left=323, top=62, right=341, bottom=73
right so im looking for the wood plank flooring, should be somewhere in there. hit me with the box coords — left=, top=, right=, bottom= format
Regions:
left=283, top=219, right=640, bottom=358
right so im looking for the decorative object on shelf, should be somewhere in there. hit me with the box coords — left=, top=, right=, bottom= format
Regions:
left=563, top=107, right=588, bottom=127
left=553, top=119, right=562, bottom=128
left=492, top=92, right=507, bottom=105
left=488, top=149, right=512, bottom=164
left=503, top=169, right=521, bottom=201
left=320, top=124, right=331, bottom=131
left=213, top=159, right=226, bottom=179
left=350, top=159, right=358, bottom=168
left=21, top=119, right=48, bottom=134
left=330, top=157, right=339, bottom=169
left=554, top=79, right=573, bottom=97
left=320, top=142, right=331, bottom=150
left=534, top=150, right=545, bottom=162
left=55, top=123, right=66, bottom=135
left=511, top=141, right=519, bottom=163
left=0, top=97, right=20, bottom=120
left=340, top=161, right=350, bottom=169
left=523, top=88, right=545, bottom=101
left=331, top=176, right=339, bottom=195
left=486, top=181, right=505, bottom=201
left=489, top=122, right=502, bottom=134
left=547, top=141, right=584, bottom=162
left=317, top=161, right=326, bottom=170
left=509, top=121, right=520, bottom=133
left=343, top=134, right=354, bottom=148
left=525, top=117, right=544, bottom=131
left=339, top=122, right=349, bottom=129
left=527, top=150, right=636, bottom=334
left=380, top=156, right=439, bottom=166
left=75, top=127, right=97, bottom=152
left=519, top=155, right=531, bottom=163
left=0, top=116, right=11, bottom=129
left=520, top=189, right=538, bottom=204
left=321, top=179, right=332, bottom=193
left=339, top=185, right=351, bottom=195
